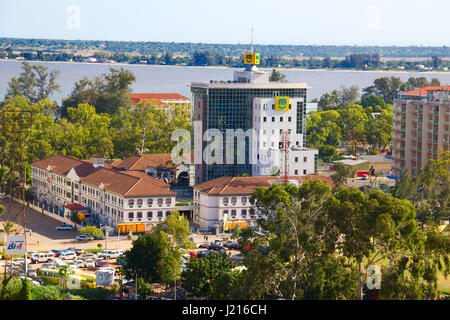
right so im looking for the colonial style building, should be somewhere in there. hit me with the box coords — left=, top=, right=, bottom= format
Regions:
left=192, top=174, right=335, bottom=232
left=31, top=154, right=176, bottom=231
left=111, top=153, right=194, bottom=186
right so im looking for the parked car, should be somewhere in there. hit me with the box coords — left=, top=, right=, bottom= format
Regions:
left=93, top=235, right=105, bottom=240
left=56, top=224, right=73, bottom=231
left=228, top=243, right=241, bottom=250
left=74, top=260, right=85, bottom=268
left=198, top=242, right=211, bottom=249
left=12, top=258, right=31, bottom=266
left=26, top=267, right=37, bottom=277
left=98, top=250, right=121, bottom=259
left=41, top=263, right=56, bottom=270
left=361, top=174, right=369, bottom=180
left=189, top=251, right=199, bottom=258
left=231, top=254, right=245, bottom=263
left=31, top=252, right=54, bottom=264
left=214, top=239, right=224, bottom=246
left=66, top=261, right=78, bottom=269
left=94, top=258, right=105, bottom=267
left=76, top=234, right=94, bottom=241
left=84, top=259, right=95, bottom=268
left=208, top=244, right=224, bottom=251
left=66, top=247, right=84, bottom=255
left=96, top=260, right=110, bottom=268
left=80, top=253, right=97, bottom=260
left=0, top=195, right=8, bottom=200
left=54, top=259, right=67, bottom=268
left=58, top=252, right=77, bottom=260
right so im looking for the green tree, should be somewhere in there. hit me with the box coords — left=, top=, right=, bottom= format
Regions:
left=331, top=162, right=355, bottom=186
left=338, top=103, right=368, bottom=154
left=124, top=211, right=193, bottom=284
left=361, top=95, right=387, bottom=109
left=58, top=265, right=74, bottom=296
left=246, top=180, right=334, bottom=299
left=269, top=69, right=286, bottom=82
left=18, top=279, right=32, bottom=300
left=182, top=253, right=235, bottom=298
left=325, top=187, right=419, bottom=299
left=79, top=226, right=104, bottom=237
left=136, top=277, right=153, bottom=299
left=5, top=62, right=60, bottom=103
left=61, top=68, right=135, bottom=116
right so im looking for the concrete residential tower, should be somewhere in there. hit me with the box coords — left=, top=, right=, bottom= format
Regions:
left=392, top=86, right=450, bottom=177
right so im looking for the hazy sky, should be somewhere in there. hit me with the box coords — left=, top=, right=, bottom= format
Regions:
left=0, top=0, right=449, bottom=46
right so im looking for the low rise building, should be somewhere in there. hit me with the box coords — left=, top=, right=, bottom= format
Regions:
left=192, top=174, right=335, bottom=232
left=31, top=154, right=176, bottom=231
left=128, top=93, right=190, bottom=108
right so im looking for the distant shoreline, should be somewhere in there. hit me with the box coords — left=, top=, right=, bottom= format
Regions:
left=1, top=58, right=449, bottom=74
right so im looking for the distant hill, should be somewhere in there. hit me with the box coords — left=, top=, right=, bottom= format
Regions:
left=1, top=37, right=449, bottom=58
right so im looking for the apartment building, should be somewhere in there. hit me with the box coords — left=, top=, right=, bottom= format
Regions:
left=31, top=154, right=176, bottom=230
left=192, top=174, right=335, bottom=232
left=392, top=86, right=450, bottom=177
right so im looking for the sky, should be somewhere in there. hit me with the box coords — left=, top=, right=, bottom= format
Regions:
left=0, top=0, right=449, bottom=46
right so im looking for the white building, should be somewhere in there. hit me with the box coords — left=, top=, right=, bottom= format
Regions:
left=192, top=174, right=335, bottom=232
left=31, top=154, right=176, bottom=231
left=252, top=97, right=318, bottom=176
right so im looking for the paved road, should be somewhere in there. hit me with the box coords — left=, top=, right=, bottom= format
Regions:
left=0, top=199, right=132, bottom=252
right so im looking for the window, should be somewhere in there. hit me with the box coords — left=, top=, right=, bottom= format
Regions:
left=128, top=199, right=134, bottom=207
left=272, top=117, right=275, bottom=122
left=166, top=211, right=171, bottom=217
left=241, top=197, right=247, bottom=204
left=295, top=169, right=298, bottom=175
left=223, top=197, right=229, bottom=205
left=280, top=117, right=283, bottom=122
left=147, top=199, right=153, bottom=206
left=295, top=157, right=298, bottom=162
left=231, top=197, right=237, bottom=205
left=137, top=199, right=143, bottom=206
left=158, top=211, right=163, bottom=218
left=231, top=210, right=236, bottom=217
left=303, top=169, right=307, bottom=175
left=303, top=156, right=307, bottom=162
left=157, top=198, right=163, bottom=206
left=288, top=117, right=292, bottom=122
left=137, top=212, right=142, bottom=219
left=147, top=212, right=153, bottom=219
left=166, top=198, right=172, bottom=205
left=242, top=209, right=247, bottom=218
left=263, top=117, right=267, bottom=122
left=128, top=212, right=134, bottom=219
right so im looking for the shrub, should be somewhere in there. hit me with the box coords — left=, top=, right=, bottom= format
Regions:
left=97, top=243, right=103, bottom=249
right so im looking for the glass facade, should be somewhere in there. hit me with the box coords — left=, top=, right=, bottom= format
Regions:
left=193, top=86, right=307, bottom=182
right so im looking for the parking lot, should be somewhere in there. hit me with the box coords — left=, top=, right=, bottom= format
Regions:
left=0, top=199, right=133, bottom=252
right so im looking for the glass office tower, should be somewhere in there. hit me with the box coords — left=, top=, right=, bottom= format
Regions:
left=191, top=68, right=310, bottom=183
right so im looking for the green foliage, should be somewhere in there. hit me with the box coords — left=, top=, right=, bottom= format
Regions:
left=269, top=69, right=286, bottom=82
left=124, top=211, right=193, bottom=284
left=60, top=68, right=135, bottom=116
left=18, top=279, right=31, bottom=300
left=331, top=162, right=355, bottom=185
left=79, top=226, right=104, bottom=237
left=182, top=253, right=235, bottom=298
left=136, top=277, right=153, bottom=299
left=67, top=288, right=111, bottom=300
left=5, top=62, right=60, bottom=103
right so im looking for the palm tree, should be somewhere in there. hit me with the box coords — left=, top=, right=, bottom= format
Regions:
left=58, top=265, right=74, bottom=296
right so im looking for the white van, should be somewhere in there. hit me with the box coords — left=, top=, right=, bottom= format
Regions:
left=31, top=252, right=54, bottom=264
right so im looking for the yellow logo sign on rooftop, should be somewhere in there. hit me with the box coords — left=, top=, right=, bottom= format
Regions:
left=244, top=53, right=260, bottom=65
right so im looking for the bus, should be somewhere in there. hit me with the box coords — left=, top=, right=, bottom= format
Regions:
left=37, top=268, right=97, bottom=289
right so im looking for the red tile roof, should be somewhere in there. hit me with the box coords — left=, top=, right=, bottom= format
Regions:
left=128, top=93, right=190, bottom=106
left=64, top=203, right=87, bottom=211
left=400, top=86, right=450, bottom=97
left=111, top=154, right=176, bottom=171
left=32, top=154, right=175, bottom=197
left=194, top=174, right=336, bottom=196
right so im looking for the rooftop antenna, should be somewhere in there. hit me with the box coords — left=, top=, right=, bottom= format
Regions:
left=250, top=27, right=254, bottom=53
